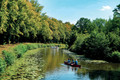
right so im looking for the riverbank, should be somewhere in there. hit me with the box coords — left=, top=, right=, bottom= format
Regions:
left=63, top=50, right=108, bottom=64
left=0, top=43, right=66, bottom=74
left=1, top=48, right=45, bottom=80
left=0, top=43, right=66, bottom=54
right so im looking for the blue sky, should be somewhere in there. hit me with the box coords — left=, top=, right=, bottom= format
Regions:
left=38, top=0, right=119, bottom=24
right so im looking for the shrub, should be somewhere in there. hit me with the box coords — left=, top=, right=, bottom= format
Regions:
left=0, top=58, right=6, bottom=73
left=38, top=44, right=42, bottom=48
left=111, top=51, right=120, bottom=62
left=2, top=50, right=15, bottom=66
left=14, top=44, right=27, bottom=58
left=27, top=44, right=39, bottom=50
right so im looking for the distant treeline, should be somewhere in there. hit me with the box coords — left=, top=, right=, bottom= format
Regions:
left=0, top=0, right=73, bottom=44
left=70, top=4, right=120, bottom=62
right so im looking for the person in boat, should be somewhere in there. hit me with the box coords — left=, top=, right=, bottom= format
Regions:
left=75, top=59, right=78, bottom=65
left=67, top=58, right=71, bottom=64
left=71, top=59, right=74, bottom=64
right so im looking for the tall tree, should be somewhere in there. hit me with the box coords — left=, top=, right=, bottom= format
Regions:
left=113, top=4, right=120, bottom=18
left=0, top=0, right=8, bottom=44
left=75, top=17, right=93, bottom=34
left=92, top=18, right=107, bottom=33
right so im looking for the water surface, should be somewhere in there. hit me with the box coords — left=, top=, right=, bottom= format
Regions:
left=39, top=48, right=120, bottom=80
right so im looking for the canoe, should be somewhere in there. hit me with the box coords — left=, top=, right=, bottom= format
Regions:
left=64, top=61, right=81, bottom=67
left=51, top=46, right=58, bottom=49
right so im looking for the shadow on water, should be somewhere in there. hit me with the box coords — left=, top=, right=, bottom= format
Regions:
left=87, top=70, right=120, bottom=80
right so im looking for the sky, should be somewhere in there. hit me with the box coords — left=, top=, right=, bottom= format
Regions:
left=38, top=0, right=120, bottom=24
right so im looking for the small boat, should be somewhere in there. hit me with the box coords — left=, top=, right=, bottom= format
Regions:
left=51, top=46, right=58, bottom=49
left=64, top=61, right=81, bottom=67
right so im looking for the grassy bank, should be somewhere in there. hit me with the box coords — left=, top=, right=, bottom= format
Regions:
left=0, top=43, right=66, bottom=74
left=1, top=48, right=45, bottom=80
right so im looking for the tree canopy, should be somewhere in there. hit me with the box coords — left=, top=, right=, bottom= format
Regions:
left=0, top=0, right=73, bottom=44
left=70, top=4, right=120, bottom=62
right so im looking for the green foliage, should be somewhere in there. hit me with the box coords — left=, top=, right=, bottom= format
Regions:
left=0, top=0, right=73, bottom=44
left=70, top=4, right=120, bottom=62
left=0, top=58, right=6, bottom=73
left=111, top=51, right=120, bottom=62
left=14, top=44, right=27, bottom=58
left=67, top=31, right=77, bottom=47
left=0, top=43, right=66, bottom=74
left=30, top=0, right=43, bottom=13
left=113, top=4, right=120, bottom=18
left=107, top=33, right=120, bottom=51
left=105, top=18, right=113, bottom=34
left=81, top=32, right=110, bottom=59
left=40, top=21, right=53, bottom=42
left=2, top=50, right=15, bottom=66
left=71, top=34, right=89, bottom=53
left=0, top=0, right=120, bottom=63
left=92, top=18, right=107, bottom=32
left=27, top=44, right=39, bottom=50
left=75, top=17, right=93, bottom=34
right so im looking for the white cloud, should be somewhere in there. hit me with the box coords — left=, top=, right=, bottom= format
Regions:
left=100, top=6, right=111, bottom=11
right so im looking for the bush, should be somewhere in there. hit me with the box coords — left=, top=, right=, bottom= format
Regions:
left=27, top=44, right=39, bottom=50
left=14, top=44, right=27, bottom=58
left=0, top=58, right=6, bottom=73
left=38, top=44, right=41, bottom=48
left=110, top=51, right=120, bottom=62
left=2, top=50, right=15, bottom=66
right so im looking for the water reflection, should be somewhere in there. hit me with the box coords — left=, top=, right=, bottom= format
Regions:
left=40, top=48, right=120, bottom=80
left=88, top=70, right=120, bottom=80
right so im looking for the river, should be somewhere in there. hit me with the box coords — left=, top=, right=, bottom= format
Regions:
left=1, top=48, right=120, bottom=80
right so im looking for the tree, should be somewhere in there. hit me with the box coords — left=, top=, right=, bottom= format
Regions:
left=0, top=0, right=9, bottom=44
left=105, top=18, right=113, bottom=34
left=92, top=18, right=107, bottom=33
left=75, top=17, right=93, bottom=34
left=71, top=33, right=89, bottom=53
left=30, top=0, right=43, bottom=13
left=0, top=0, right=73, bottom=44
left=81, top=32, right=110, bottom=59
left=40, top=21, right=53, bottom=43
left=113, top=4, right=120, bottom=18
left=107, top=32, right=120, bottom=51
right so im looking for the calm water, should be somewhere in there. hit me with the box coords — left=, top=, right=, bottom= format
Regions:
left=1, top=48, right=120, bottom=80
left=39, top=48, right=120, bottom=80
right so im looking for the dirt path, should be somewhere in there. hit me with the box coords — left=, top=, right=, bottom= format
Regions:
left=0, top=44, right=20, bottom=58
left=0, top=44, right=19, bottom=53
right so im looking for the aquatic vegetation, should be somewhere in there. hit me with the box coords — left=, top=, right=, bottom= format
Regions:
left=1, top=48, right=45, bottom=80
left=1, top=43, right=66, bottom=74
